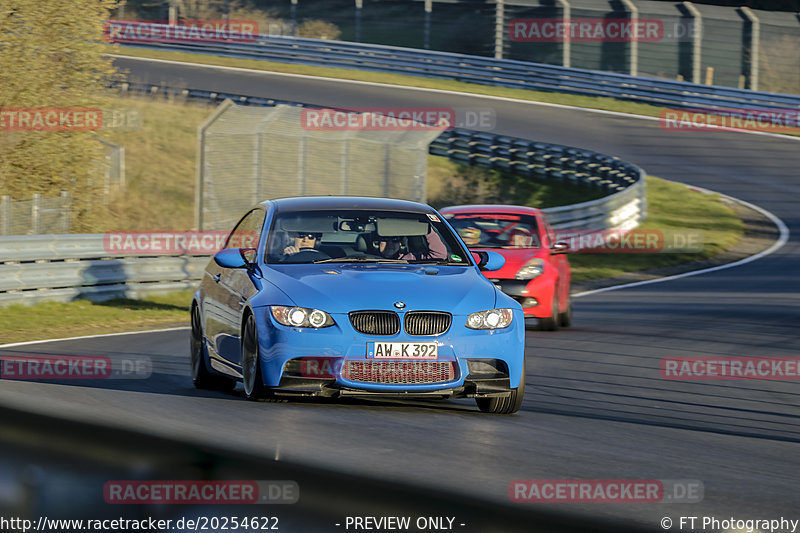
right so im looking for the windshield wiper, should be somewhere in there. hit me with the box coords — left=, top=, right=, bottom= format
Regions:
left=313, top=257, right=409, bottom=264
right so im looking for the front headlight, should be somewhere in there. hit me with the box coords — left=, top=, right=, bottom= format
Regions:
left=466, top=308, right=514, bottom=330
left=270, top=306, right=335, bottom=328
left=515, top=258, right=544, bottom=280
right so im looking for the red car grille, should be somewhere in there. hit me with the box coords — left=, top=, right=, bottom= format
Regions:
left=343, top=361, right=456, bottom=384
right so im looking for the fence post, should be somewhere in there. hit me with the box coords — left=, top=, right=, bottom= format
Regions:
left=61, top=191, right=72, bottom=233
left=620, top=0, right=638, bottom=77
left=383, top=144, right=391, bottom=197
left=494, top=0, right=505, bottom=60
left=32, top=193, right=41, bottom=235
left=739, top=7, right=760, bottom=91
left=0, top=196, right=9, bottom=236
left=557, top=0, right=571, bottom=68
left=340, top=138, right=350, bottom=195
left=119, top=146, right=126, bottom=189
left=424, top=0, right=432, bottom=50
left=298, top=136, right=307, bottom=196
left=290, top=0, right=298, bottom=36
left=355, top=0, right=363, bottom=43
left=678, top=2, right=702, bottom=84
left=254, top=131, right=263, bottom=201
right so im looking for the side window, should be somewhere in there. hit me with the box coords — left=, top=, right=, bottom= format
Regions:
left=225, top=209, right=266, bottom=249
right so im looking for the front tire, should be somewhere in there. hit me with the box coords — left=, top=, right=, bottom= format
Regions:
left=475, top=360, right=525, bottom=414
left=537, top=290, right=560, bottom=331
left=558, top=294, right=572, bottom=327
left=242, top=314, right=267, bottom=401
left=191, top=306, right=235, bottom=391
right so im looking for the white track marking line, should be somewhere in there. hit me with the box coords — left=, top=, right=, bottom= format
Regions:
left=572, top=192, right=790, bottom=298
left=0, top=326, right=189, bottom=349
left=109, top=54, right=800, bottom=142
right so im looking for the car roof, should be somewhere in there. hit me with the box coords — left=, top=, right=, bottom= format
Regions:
left=438, top=204, right=543, bottom=215
left=262, top=196, right=435, bottom=214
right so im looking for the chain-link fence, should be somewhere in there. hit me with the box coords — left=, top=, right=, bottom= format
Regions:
left=196, top=101, right=445, bottom=231
left=0, top=192, right=71, bottom=235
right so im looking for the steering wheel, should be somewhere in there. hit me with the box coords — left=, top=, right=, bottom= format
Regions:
left=284, top=248, right=331, bottom=263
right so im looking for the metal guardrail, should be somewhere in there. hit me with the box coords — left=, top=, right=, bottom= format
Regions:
left=429, top=129, right=646, bottom=230
left=0, top=83, right=646, bottom=307
left=116, top=30, right=800, bottom=111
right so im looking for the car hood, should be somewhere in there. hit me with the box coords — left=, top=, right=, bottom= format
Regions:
left=470, top=247, right=547, bottom=279
left=260, top=263, right=497, bottom=315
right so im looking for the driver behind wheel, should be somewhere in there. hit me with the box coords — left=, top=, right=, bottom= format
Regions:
left=283, top=232, right=321, bottom=255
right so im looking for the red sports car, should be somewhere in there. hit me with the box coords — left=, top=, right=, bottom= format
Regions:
left=440, top=205, right=572, bottom=330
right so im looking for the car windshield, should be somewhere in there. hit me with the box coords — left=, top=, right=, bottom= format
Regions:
left=266, top=209, right=472, bottom=265
left=444, top=213, right=541, bottom=249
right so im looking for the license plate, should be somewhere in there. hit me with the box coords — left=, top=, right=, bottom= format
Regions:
left=366, top=342, right=438, bottom=359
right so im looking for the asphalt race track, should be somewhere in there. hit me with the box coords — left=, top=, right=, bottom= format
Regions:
left=2, top=56, right=799, bottom=530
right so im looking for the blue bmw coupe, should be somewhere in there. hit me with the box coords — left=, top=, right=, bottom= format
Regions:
left=191, top=196, right=526, bottom=414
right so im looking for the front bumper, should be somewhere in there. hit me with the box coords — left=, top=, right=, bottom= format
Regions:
left=488, top=278, right=555, bottom=318
left=254, top=307, right=525, bottom=394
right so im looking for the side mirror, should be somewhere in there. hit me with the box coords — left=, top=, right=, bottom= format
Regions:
left=473, top=250, right=505, bottom=271
left=213, top=248, right=248, bottom=269
left=550, top=241, right=569, bottom=255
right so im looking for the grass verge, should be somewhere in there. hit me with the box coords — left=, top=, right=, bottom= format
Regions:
left=568, top=177, right=743, bottom=282
left=0, top=291, right=193, bottom=345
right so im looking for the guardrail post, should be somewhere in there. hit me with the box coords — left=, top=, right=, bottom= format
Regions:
left=32, top=193, right=41, bottom=235
left=424, top=0, right=432, bottom=50
left=677, top=2, right=702, bottom=84
left=557, top=0, right=571, bottom=68
left=494, top=0, right=505, bottom=60
left=739, top=7, right=759, bottom=91
left=355, top=0, right=363, bottom=43
left=0, top=195, right=9, bottom=236
left=620, top=0, right=638, bottom=77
